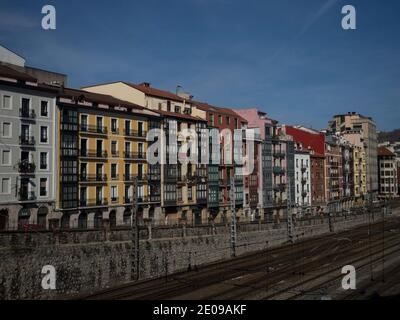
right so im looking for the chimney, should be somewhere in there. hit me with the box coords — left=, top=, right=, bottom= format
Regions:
left=140, top=82, right=150, bottom=88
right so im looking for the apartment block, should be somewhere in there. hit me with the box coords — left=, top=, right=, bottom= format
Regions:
left=329, top=112, right=378, bottom=194
left=56, top=87, right=161, bottom=229
left=282, top=125, right=326, bottom=209
left=377, top=146, right=398, bottom=198
left=0, top=65, right=58, bottom=230
left=82, top=82, right=209, bottom=225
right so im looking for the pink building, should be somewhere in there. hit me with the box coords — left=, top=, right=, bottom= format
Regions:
left=235, top=108, right=294, bottom=221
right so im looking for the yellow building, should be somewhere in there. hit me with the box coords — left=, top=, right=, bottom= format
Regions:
left=56, top=88, right=160, bottom=229
left=81, top=81, right=209, bottom=225
left=353, top=145, right=367, bottom=200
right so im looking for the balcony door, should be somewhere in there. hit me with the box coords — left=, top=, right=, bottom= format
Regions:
left=125, top=164, right=130, bottom=180
left=96, top=164, right=103, bottom=180
left=21, top=151, right=29, bottom=164
left=138, top=143, right=143, bottom=158
left=96, top=140, right=103, bottom=157
left=21, top=98, right=30, bottom=115
left=96, top=116, right=103, bottom=133
left=80, top=187, right=87, bottom=206
left=80, top=139, right=87, bottom=156
left=80, top=163, right=87, bottom=180
left=20, top=178, right=29, bottom=198
left=21, top=124, right=29, bottom=139
left=138, top=164, right=143, bottom=179
left=81, top=115, right=88, bottom=131
left=96, top=186, right=103, bottom=205
left=138, top=122, right=143, bottom=136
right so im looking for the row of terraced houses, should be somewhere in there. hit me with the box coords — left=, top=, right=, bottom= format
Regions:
left=0, top=45, right=385, bottom=230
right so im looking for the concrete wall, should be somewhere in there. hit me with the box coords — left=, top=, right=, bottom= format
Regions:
left=0, top=213, right=377, bottom=299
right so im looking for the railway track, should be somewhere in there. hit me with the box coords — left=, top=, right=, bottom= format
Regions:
left=79, top=215, right=400, bottom=300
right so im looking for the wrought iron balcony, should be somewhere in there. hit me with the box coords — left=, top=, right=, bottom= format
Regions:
left=80, top=198, right=108, bottom=207
left=124, top=151, right=146, bottom=160
left=111, top=151, right=119, bottom=158
left=19, top=136, right=35, bottom=146
left=273, top=166, right=285, bottom=175
left=273, top=152, right=286, bottom=159
left=80, top=174, right=107, bottom=182
left=124, top=129, right=147, bottom=139
left=18, top=161, right=36, bottom=174
left=80, top=124, right=108, bottom=135
left=19, top=108, right=36, bottom=119
left=18, top=190, right=36, bottom=201
left=80, top=149, right=108, bottom=159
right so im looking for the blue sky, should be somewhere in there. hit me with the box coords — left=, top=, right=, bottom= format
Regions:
left=0, top=0, right=399, bottom=131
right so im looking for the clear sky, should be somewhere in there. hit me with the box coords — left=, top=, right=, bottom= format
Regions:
left=1, top=0, right=399, bottom=131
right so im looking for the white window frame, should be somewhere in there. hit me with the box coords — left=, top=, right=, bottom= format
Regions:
left=0, top=177, right=11, bottom=194
left=40, top=100, right=50, bottom=118
left=40, top=126, right=49, bottom=144
left=111, top=118, right=118, bottom=133
left=1, top=121, right=12, bottom=138
left=1, top=149, right=12, bottom=166
left=39, top=152, right=48, bottom=171
left=110, top=185, right=118, bottom=200
left=2, top=94, right=12, bottom=110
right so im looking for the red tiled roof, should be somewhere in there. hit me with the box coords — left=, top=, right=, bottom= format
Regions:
left=285, top=126, right=325, bottom=155
left=58, top=87, right=147, bottom=111
left=124, top=82, right=185, bottom=102
left=192, top=101, right=247, bottom=123
left=156, top=109, right=206, bottom=122
left=378, top=146, right=395, bottom=157
left=0, top=64, right=37, bottom=82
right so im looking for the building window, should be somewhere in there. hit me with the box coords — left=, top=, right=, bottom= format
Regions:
left=111, top=141, right=117, bottom=156
left=234, top=118, right=238, bottom=129
left=111, top=163, right=117, bottom=179
left=218, top=115, right=222, bottom=125
left=1, top=122, right=11, bottom=138
left=40, top=101, right=48, bottom=117
left=21, top=98, right=30, bottom=112
left=210, top=114, right=214, bottom=126
left=177, top=187, right=182, bottom=201
left=226, top=117, right=230, bottom=125
left=40, top=178, right=47, bottom=197
left=80, top=114, right=88, bottom=131
left=40, top=152, right=48, bottom=170
left=188, top=186, right=193, bottom=201
left=40, top=126, right=48, bottom=143
left=111, top=186, right=118, bottom=202
left=1, top=150, right=11, bottom=165
left=1, top=178, right=10, bottom=194
left=2, top=95, right=11, bottom=110
left=111, top=118, right=118, bottom=133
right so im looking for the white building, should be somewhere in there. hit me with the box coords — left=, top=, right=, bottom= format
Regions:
left=294, top=151, right=311, bottom=209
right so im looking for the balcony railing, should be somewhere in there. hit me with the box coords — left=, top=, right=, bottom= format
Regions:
left=273, top=152, right=285, bottom=159
left=80, top=124, right=108, bottom=134
left=18, top=161, right=36, bottom=174
left=80, top=198, right=108, bottom=207
left=19, top=108, right=36, bottom=119
left=125, top=129, right=147, bottom=139
left=273, top=166, right=285, bottom=175
left=111, top=151, right=119, bottom=158
left=301, top=166, right=307, bottom=172
left=124, top=151, right=146, bottom=160
left=80, top=174, right=108, bottom=182
left=19, top=136, right=35, bottom=146
left=124, top=174, right=136, bottom=182
left=18, top=190, right=36, bottom=201
left=80, top=149, right=108, bottom=158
